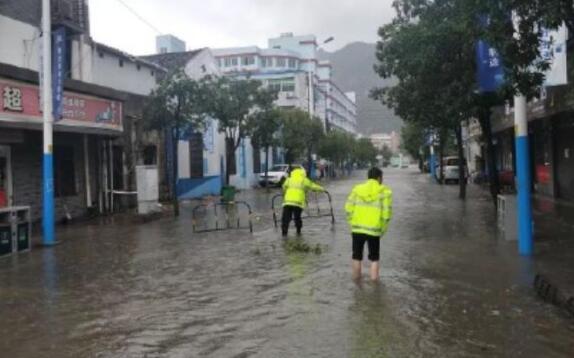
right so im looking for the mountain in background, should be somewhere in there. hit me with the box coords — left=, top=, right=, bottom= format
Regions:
left=320, top=42, right=402, bottom=135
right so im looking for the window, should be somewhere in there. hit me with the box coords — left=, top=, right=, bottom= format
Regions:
left=189, top=133, right=204, bottom=178
left=288, top=58, right=297, bottom=68
left=261, top=57, right=271, bottom=68
left=224, top=57, right=238, bottom=67
left=54, top=146, right=76, bottom=197
left=151, top=70, right=155, bottom=76
left=242, top=56, right=255, bottom=66
left=98, top=51, right=104, bottom=58
left=119, top=59, right=124, bottom=67
left=282, top=78, right=295, bottom=92
left=268, top=78, right=295, bottom=92
left=137, top=64, right=141, bottom=71
left=252, top=144, right=261, bottom=173
left=276, top=57, right=286, bottom=67
left=268, top=79, right=282, bottom=92
left=143, top=145, right=157, bottom=165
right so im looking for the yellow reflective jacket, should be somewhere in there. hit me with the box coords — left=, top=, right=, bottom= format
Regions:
left=282, top=168, right=324, bottom=208
left=345, top=179, right=393, bottom=237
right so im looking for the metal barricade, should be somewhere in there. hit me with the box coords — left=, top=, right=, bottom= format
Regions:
left=192, top=201, right=254, bottom=234
left=271, top=191, right=335, bottom=228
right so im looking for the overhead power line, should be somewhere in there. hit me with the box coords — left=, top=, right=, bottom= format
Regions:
left=113, top=0, right=163, bottom=35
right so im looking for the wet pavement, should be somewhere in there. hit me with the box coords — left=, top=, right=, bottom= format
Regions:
left=1, top=168, right=574, bottom=357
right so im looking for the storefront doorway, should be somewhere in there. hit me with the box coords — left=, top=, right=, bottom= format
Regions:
left=555, top=125, right=574, bottom=201
left=0, top=145, right=12, bottom=208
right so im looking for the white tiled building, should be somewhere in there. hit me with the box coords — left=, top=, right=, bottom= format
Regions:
left=213, top=33, right=358, bottom=135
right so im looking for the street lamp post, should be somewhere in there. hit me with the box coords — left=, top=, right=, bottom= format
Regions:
left=42, top=0, right=55, bottom=246
left=307, top=36, right=334, bottom=178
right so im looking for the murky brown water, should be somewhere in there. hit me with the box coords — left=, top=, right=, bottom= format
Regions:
left=1, top=169, right=573, bottom=357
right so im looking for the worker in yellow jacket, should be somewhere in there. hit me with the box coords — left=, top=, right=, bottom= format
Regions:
left=345, top=167, right=393, bottom=281
left=282, top=167, right=325, bottom=236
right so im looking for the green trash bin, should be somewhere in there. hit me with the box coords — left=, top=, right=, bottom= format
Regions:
left=221, top=185, right=236, bottom=203
left=0, top=225, right=12, bottom=256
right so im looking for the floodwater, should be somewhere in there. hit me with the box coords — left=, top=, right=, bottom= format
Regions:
left=1, top=168, right=573, bottom=357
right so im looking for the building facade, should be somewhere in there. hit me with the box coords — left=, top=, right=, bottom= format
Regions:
left=369, top=132, right=400, bottom=153
left=142, top=49, right=275, bottom=193
left=156, top=34, right=186, bottom=54
left=213, top=33, right=358, bottom=135
left=0, top=0, right=165, bottom=221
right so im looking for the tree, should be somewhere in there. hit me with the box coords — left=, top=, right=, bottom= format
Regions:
left=353, top=138, right=379, bottom=168
left=202, top=76, right=276, bottom=185
left=373, top=0, right=483, bottom=199
left=318, top=131, right=354, bottom=169
left=304, top=116, right=325, bottom=177
left=280, top=109, right=324, bottom=165
left=144, top=70, right=208, bottom=216
left=400, top=122, right=425, bottom=161
left=380, top=144, right=394, bottom=165
left=381, top=0, right=574, bottom=202
left=249, top=108, right=283, bottom=188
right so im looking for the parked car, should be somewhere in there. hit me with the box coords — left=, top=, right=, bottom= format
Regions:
left=435, top=156, right=468, bottom=184
left=259, top=164, right=304, bottom=187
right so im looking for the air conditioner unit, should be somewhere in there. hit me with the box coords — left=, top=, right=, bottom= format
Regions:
left=285, top=91, right=296, bottom=98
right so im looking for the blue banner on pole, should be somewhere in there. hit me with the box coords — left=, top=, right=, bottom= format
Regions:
left=52, top=26, right=67, bottom=121
left=476, top=40, right=504, bottom=93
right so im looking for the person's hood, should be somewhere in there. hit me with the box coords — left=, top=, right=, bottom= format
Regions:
left=290, top=168, right=306, bottom=180
left=356, top=179, right=383, bottom=202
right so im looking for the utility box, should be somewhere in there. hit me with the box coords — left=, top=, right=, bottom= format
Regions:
left=136, top=165, right=160, bottom=215
left=497, top=194, right=517, bottom=241
left=0, top=206, right=31, bottom=257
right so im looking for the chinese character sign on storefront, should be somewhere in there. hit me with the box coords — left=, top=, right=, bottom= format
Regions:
left=2, top=87, right=23, bottom=112
left=0, top=79, right=122, bottom=132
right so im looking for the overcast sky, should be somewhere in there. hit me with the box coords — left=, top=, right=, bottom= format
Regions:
left=88, top=0, right=395, bottom=55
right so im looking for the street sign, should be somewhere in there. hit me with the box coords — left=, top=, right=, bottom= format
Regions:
left=52, top=26, right=67, bottom=121
left=476, top=40, right=505, bottom=93
left=541, top=25, right=568, bottom=87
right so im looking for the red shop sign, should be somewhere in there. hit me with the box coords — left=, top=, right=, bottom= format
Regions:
left=0, top=78, right=123, bottom=132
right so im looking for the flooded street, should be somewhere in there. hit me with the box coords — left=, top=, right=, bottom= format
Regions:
left=1, top=168, right=573, bottom=357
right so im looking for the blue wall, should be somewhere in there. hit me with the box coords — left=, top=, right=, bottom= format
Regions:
left=177, top=175, right=222, bottom=199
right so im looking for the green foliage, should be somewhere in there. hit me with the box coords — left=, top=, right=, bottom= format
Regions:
left=380, top=144, right=394, bottom=162
left=249, top=108, right=283, bottom=150
left=143, top=69, right=209, bottom=216
left=201, top=76, right=277, bottom=183
left=283, top=239, right=324, bottom=255
left=353, top=138, right=379, bottom=167
left=318, top=130, right=355, bottom=166
left=400, top=122, right=426, bottom=160
left=279, top=109, right=324, bottom=164
left=202, top=76, right=277, bottom=148
left=143, top=69, right=208, bottom=131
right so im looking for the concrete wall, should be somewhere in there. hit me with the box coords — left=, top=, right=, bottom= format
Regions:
left=91, top=49, right=158, bottom=96
left=0, top=14, right=41, bottom=72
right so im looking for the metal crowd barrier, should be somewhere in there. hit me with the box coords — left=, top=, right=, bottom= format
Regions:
left=271, top=191, right=335, bottom=228
left=192, top=201, right=254, bottom=234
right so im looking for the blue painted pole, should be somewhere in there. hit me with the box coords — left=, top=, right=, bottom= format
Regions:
left=42, top=0, right=55, bottom=246
left=514, top=94, right=533, bottom=255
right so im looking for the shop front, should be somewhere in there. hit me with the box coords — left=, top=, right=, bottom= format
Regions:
left=0, top=77, right=124, bottom=222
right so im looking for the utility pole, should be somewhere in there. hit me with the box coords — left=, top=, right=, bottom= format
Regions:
left=42, top=0, right=55, bottom=246
left=514, top=94, right=533, bottom=255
